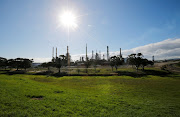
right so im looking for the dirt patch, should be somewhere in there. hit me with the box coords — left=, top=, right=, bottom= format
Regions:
left=26, top=95, right=44, bottom=100
left=54, top=90, right=64, bottom=93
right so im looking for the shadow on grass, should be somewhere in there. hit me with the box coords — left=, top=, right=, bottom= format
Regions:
left=0, top=69, right=172, bottom=78
left=0, top=70, right=10, bottom=71
left=1, top=70, right=26, bottom=75
left=116, top=69, right=171, bottom=78
left=52, top=72, right=68, bottom=77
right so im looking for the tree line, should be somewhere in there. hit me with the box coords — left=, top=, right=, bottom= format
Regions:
left=0, top=53, right=154, bottom=73
left=0, top=57, right=33, bottom=70
left=40, top=53, right=154, bottom=73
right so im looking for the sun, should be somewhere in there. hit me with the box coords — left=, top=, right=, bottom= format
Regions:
left=60, top=11, right=78, bottom=29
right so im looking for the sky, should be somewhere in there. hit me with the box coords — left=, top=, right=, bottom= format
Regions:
left=0, top=0, right=180, bottom=62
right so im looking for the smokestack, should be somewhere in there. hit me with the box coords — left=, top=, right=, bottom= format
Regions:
left=86, top=44, right=87, bottom=61
left=99, top=51, right=101, bottom=60
left=56, top=47, right=57, bottom=58
left=103, top=54, right=105, bottom=60
left=67, top=46, right=70, bottom=66
left=107, top=46, right=109, bottom=61
left=52, top=47, right=54, bottom=59
left=120, top=48, right=122, bottom=58
left=96, top=50, right=97, bottom=60
left=92, top=50, right=94, bottom=59
left=152, top=56, right=154, bottom=62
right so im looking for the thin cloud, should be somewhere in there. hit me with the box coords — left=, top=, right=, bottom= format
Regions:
left=112, top=38, right=180, bottom=60
left=71, top=38, right=180, bottom=61
left=33, top=38, right=180, bottom=62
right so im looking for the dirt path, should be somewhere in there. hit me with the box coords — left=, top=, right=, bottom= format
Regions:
left=154, top=61, right=180, bottom=73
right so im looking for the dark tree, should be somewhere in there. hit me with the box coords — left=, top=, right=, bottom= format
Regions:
left=110, top=56, right=124, bottom=71
left=127, top=53, right=153, bottom=71
left=127, top=53, right=143, bottom=71
left=141, top=59, right=154, bottom=70
left=110, top=56, right=116, bottom=71
left=8, top=59, right=15, bottom=70
left=22, top=59, right=33, bottom=71
left=93, top=60, right=98, bottom=73
left=85, top=57, right=91, bottom=73
left=0, top=57, right=7, bottom=70
left=54, top=57, right=62, bottom=73
left=41, top=62, right=53, bottom=71
left=14, top=58, right=23, bottom=70
left=6, top=58, right=33, bottom=71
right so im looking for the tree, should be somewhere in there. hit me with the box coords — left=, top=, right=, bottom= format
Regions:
left=54, top=57, right=62, bottom=73
left=6, top=58, right=33, bottom=71
left=110, top=56, right=124, bottom=71
left=127, top=53, right=143, bottom=71
left=110, top=56, right=116, bottom=71
left=93, top=60, right=98, bottom=73
left=41, top=62, right=53, bottom=71
left=0, top=57, right=7, bottom=70
left=141, top=59, right=154, bottom=70
left=127, top=53, right=153, bottom=71
left=8, top=59, right=15, bottom=70
left=21, top=59, right=33, bottom=71
left=14, top=58, right=23, bottom=70
left=84, top=57, right=91, bottom=73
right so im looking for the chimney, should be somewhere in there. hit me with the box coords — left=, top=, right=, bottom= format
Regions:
left=52, top=47, right=54, bottom=58
left=99, top=51, right=101, bottom=60
left=86, top=44, right=87, bottom=61
left=107, top=46, right=109, bottom=61
left=56, top=47, right=57, bottom=58
left=120, top=48, right=122, bottom=58
left=67, top=46, right=70, bottom=66
left=92, top=50, right=94, bottom=59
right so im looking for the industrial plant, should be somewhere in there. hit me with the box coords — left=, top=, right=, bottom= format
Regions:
left=51, top=44, right=124, bottom=67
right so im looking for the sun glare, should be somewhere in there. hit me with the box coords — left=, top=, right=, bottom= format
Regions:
left=60, top=11, right=77, bottom=28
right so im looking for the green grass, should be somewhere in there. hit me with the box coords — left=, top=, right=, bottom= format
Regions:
left=0, top=72, right=180, bottom=116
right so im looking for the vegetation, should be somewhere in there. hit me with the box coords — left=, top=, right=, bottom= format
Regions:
left=127, top=53, right=153, bottom=71
left=0, top=58, right=33, bottom=71
left=0, top=72, right=180, bottom=116
left=110, top=56, right=124, bottom=71
left=0, top=55, right=179, bottom=116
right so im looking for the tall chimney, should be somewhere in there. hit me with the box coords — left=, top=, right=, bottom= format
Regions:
left=52, top=47, right=54, bottom=58
left=152, top=56, right=154, bottom=62
left=120, top=48, right=122, bottom=58
left=56, top=47, right=57, bottom=58
left=67, top=46, right=70, bottom=66
left=107, top=46, right=109, bottom=61
left=92, top=50, right=94, bottom=59
left=86, top=44, right=87, bottom=61
left=96, top=50, right=97, bottom=60
left=99, top=51, right=101, bottom=60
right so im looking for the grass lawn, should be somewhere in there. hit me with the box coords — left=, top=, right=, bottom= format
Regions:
left=0, top=71, right=180, bottom=116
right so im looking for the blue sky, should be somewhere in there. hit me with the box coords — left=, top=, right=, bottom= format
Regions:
left=0, top=0, right=180, bottom=62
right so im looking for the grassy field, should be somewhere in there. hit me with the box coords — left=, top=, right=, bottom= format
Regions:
left=0, top=70, right=180, bottom=116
